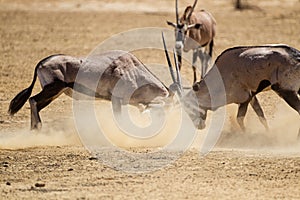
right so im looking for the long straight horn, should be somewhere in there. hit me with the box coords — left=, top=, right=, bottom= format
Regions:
left=173, top=49, right=183, bottom=94
left=162, top=32, right=176, bottom=84
left=187, top=0, right=198, bottom=20
left=175, top=0, right=179, bottom=24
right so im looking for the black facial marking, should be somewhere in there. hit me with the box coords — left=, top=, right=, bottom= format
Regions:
left=194, top=23, right=201, bottom=29
left=192, top=83, right=200, bottom=91
left=177, top=24, right=184, bottom=29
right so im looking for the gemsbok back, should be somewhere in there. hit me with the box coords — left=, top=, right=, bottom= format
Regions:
left=8, top=51, right=170, bottom=130
left=167, top=0, right=216, bottom=83
left=164, top=41, right=300, bottom=134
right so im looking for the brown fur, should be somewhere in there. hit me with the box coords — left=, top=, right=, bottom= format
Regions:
left=186, top=45, right=300, bottom=130
left=181, top=7, right=216, bottom=50
left=9, top=51, right=169, bottom=129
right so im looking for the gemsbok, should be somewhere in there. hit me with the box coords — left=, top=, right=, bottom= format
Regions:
left=8, top=51, right=170, bottom=130
left=167, top=0, right=216, bottom=83
left=163, top=38, right=300, bottom=133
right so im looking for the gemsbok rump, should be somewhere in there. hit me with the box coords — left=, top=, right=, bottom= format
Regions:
left=167, top=0, right=216, bottom=82
left=164, top=41, right=300, bottom=132
left=8, top=51, right=170, bottom=130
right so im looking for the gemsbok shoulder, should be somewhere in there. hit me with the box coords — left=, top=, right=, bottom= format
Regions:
left=164, top=40, right=300, bottom=133
left=167, top=0, right=216, bottom=82
left=8, top=51, right=170, bottom=130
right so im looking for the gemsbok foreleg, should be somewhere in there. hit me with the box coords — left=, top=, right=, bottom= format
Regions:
left=250, top=96, right=269, bottom=131
left=202, top=39, right=214, bottom=78
left=237, top=100, right=250, bottom=131
left=237, top=96, right=269, bottom=131
left=198, top=49, right=205, bottom=80
left=235, top=93, right=260, bottom=131
left=111, top=96, right=122, bottom=114
left=29, top=81, right=66, bottom=129
left=198, top=48, right=210, bottom=80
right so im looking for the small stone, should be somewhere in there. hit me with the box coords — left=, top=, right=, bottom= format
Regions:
left=6, top=182, right=11, bottom=186
left=35, top=183, right=45, bottom=187
left=67, top=168, right=73, bottom=171
left=249, top=173, right=258, bottom=176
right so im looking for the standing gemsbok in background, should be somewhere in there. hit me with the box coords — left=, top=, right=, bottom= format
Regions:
left=8, top=51, right=170, bottom=130
left=163, top=35, right=300, bottom=133
left=167, top=0, right=216, bottom=83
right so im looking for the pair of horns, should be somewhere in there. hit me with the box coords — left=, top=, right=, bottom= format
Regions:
left=176, top=0, right=198, bottom=23
left=162, top=32, right=183, bottom=97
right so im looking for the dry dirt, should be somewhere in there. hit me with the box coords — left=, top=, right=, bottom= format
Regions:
left=1, top=0, right=300, bottom=199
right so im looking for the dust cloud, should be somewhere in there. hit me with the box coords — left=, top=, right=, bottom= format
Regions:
left=1, top=98, right=299, bottom=152
left=0, top=119, right=81, bottom=150
left=75, top=101, right=196, bottom=150
left=0, top=100, right=196, bottom=151
left=216, top=100, right=300, bottom=153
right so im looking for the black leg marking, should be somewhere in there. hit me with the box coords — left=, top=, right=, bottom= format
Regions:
left=193, top=66, right=197, bottom=84
left=208, top=39, right=214, bottom=58
left=254, top=80, right=271, bottom=95
left=198, top=50, right=206, bottom=80
left=271, top=84, right=300, bottom=114
left=67, top=82, right=109, bottom=100
left=29, top=81, right=66, bottom=129
left=192, top=50, right=198, bottom=83
left=250, top=96, right=269, bottom=131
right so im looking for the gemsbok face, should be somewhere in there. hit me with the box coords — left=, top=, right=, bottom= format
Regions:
left=167, top=0, right=201, bottom=55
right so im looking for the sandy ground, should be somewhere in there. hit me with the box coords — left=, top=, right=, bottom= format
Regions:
left=1, top=0, right=300, bottom=199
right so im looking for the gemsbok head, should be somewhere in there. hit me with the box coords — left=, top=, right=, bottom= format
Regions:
left=166, top=0, right=216, bottom=82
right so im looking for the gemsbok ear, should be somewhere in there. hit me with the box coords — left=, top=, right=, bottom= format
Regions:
left=166, top=21, right=177, bottom=28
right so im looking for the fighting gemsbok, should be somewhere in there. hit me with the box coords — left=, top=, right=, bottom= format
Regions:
left=8, top=51, right=171, bottom=130
left=167, top=0, right=216, bottom=83
left=163, top=35, right=300, bottom=133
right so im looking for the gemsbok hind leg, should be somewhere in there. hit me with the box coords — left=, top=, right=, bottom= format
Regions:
left=271, top=84, right=300, bottom=114
left=250, top=96, right=269, bottom=131
left=192, top=49, right=198, bottom=83
left=272, top=84, right=300, bottom=140
left=29, top=80, right=66, bottom=129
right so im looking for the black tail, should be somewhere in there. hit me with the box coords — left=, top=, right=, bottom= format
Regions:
left=8, top=54, right=59, bottom=116
left=8, top=67, right=38, bottom=116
